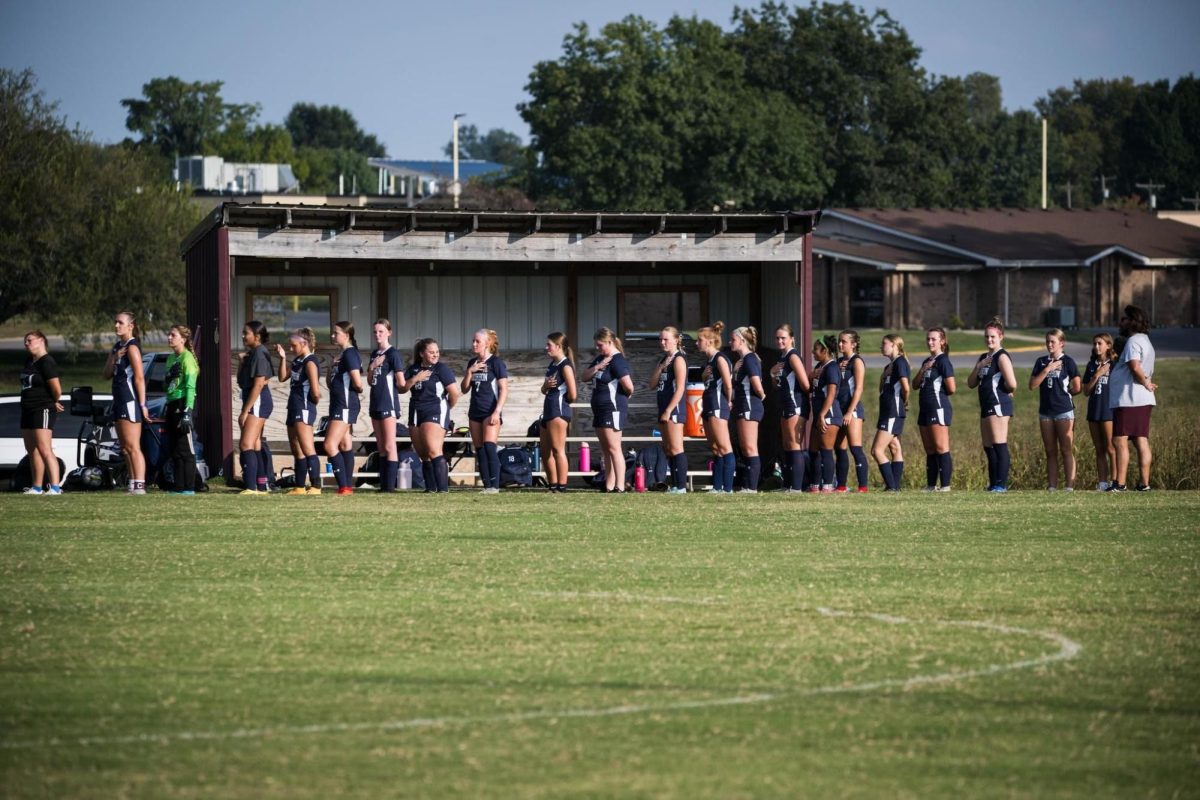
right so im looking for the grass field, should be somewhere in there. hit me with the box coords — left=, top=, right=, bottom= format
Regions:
left=2, top=490, right=1198, bottom=798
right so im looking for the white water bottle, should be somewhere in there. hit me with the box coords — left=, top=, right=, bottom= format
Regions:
left=398, top=460, right=412, bottom=490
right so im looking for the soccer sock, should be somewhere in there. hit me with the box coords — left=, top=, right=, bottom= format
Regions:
left=306, top=455, right=321, bottom=488
left=672, top=453, right=688, bottom=490
left=879, top=461, right=895, bottom=490
left=257, top=449, right=270, bottom=489
left=722, top=453, right=737, bottom=491
left=331, top=453, right=347, bottom=489
left=476, top=450, right=491, bottom=488
left=789, top=450, right=805, bottom=490
left=851, top=445, right=868, bottom=488
left=938, top=452, right=953, bottom=488
left=240, top=451, right=257, bottom=491
left=341, top=451, right=355, bottom=486
left=994, top=443, right=1010, bottom=488
left=820, top=449, right=835, bottom=488
left=893, top=460, right=904, bottom=489
left=421, top=460, right=434, bottom=491
left=806, top=450, right=820, bottom=490
left=711, top=459, right=723, bottom=491
left=926, top=454, right=938, bottom=488
left=746, top=456, right=761, bottom=491
left=835, top=448, right=849, bottom=488
left=984, top=446, right=997, bottom=487
left=432, top=455, right=449, bottom=492
left=293, top=455, right=308, bottom=488
left=485, top=443, right=501, bottom=489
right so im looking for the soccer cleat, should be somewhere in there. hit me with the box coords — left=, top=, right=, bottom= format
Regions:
left=856, top=486, right=868, bottom=493
left=1134, top=483, right=1151, bottom=492
left=807, top=486, right=820, bottom=494
left=1106, top=483, right=1127, bottom=493
left=666, top=486, right=687, bottom=495
left=127, top=487, right=147, bottom=496
left=336, top=486, right=354, bottom=496
left=1063, top=487, right=1074, bottom=493
left=988, top=486, right=1008, bottom=493
left=177, top=490, right=196, bottom=496
left=286, top=487, right=309, bottom=496
left=306, top=487, right=323, bottom=495
left=238, top=489, right=260, bottom=496
left=23, top=486, right=44, bottom=495
left=834, top=486, right=849, bottom=494
left=46, top=485, right=63, bottom=495
left=1046, top=486, right=1057, bottom=492
left=935, top=486, right=952, bottom=492
left=923, top=486, right=937, bottom=492
left=735, top=488, right=758, bottom=494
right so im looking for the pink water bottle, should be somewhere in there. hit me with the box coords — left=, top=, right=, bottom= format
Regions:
left=579, top=442, right=591, bottom=472
left=634, top=466, right=646, bottom=493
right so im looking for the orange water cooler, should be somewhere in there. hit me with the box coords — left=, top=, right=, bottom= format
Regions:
left=685, top=382, right=705, bottom=437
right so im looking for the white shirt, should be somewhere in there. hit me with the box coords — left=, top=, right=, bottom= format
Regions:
left=1109, top=333, right=1156, bottom=408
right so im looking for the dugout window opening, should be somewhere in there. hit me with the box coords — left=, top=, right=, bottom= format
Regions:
left=245, top=288, right=339, bottom=345
left=617, top=285, right=709, bottom=341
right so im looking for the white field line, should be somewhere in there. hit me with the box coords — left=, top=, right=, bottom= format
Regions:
left=0, top=605, right=1081, bottom=751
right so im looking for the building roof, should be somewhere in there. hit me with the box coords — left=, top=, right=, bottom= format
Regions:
left=814, top=232, right=979, bottom=271
left=827, top=207, right=1200, bottom=266
left=369, top=159, right=506, bottom=181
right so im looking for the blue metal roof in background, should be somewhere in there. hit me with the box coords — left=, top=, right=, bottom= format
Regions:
left=369, top=159, right=506, bottom=180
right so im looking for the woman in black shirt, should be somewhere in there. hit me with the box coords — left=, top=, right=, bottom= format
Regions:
left=20, top=330, right=64, bottom=494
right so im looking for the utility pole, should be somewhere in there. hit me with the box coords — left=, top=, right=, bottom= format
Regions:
left=1181, top=192, right=1200, bottom=211
left=1041, top=118, right=1048, bottom=209
left=452, top=113, right=466, bottom=210
left=1065, top=180, right=1073, bottom=210
left=1135, top=180, right=1165, bottom=210
left=1094, top=174, right=1116, bottom=203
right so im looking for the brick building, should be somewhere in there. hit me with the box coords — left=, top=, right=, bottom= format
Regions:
left=812, top=208, right=1200, bottom=329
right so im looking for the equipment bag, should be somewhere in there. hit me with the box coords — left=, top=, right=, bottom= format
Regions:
left=636, top=444, right=669, bottom=490
left=498, top=446, right=533, bottom=487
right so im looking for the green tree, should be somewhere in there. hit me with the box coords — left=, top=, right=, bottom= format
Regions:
left=284, top=103, right=385, bottom=156
left=442, top=124, right=525, bottom=167
left=121, top=76, right=258, bottom=161
left=291, top=146, right=373, bottom=195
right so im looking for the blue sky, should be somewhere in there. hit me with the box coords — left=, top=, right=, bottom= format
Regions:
left=2, top=0, right=1196, bottom=159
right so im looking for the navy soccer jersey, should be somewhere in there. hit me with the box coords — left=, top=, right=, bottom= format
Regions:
left=466, top=355, right=509, bottom=421
left=589, top=352, right=631, bottom=429
left=287, top=353, right=320, bottom=425
left=1082, top=357, right=1113, bottom=423
left=811, top=359, right=844, bottom=426
left=543, top=357, right=574, bottom=422
left=836, top=353, right=866, bottom=420
left=733, top=352, right=764, bottom=421
left=238, top=345, right=274, bottom=418
left=406, top=361, right=456, bottom=427
left=917, top=353, right=954, bottom=426
left=701, top=351, right=732, bottom=419
left=328, top=347, right=362, bottom=420
left=111, top=336, right=142, bottom=422
left=655, top=351, right=687, bottom=421
left=368, top=347, right=405, bottom=420
left=775, top=348, right=810, bottom=418
left=1034, top=353, right=1079, bottom=416
left=878, top=356, right=910, bottom=421
left=975, top=349, right=1013, bottom=418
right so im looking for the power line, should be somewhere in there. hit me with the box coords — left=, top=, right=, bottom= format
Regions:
left=1135, top=180, right=1165, bottom=210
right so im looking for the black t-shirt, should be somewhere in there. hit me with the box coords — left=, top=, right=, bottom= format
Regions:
left=21, top=354, right=59, bottom=410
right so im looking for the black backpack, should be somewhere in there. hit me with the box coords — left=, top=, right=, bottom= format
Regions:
left=637, top=444, right=669, bottom=490
left=590, top=449, right=638, bottom=489
left=498, top=446, right=533, bottom=487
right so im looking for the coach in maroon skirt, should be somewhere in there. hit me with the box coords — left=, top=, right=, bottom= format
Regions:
left=1108, top=306, right=1157, bottom=492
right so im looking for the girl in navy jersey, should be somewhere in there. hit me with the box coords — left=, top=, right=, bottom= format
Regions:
left=539, top=332, right=577, bottom=493
left=277, top=328, right=322, bottom=495
left=730, top=326, right=766, bottom=492
left=967, top=317, right=1017, bottom=492
left=367, top=319, right=406, bottom=492
left=1029, top=328, right=1081, bottom=491
left=870, top=334, right=910, bottom=491
left=581, top=327, right=635, bottom=492
left=809, top=334, right=843, bottom=492
left=771, top=324, right=810, bottom=493
left=462, top=329, right=509, bottom=494
left=913, top=327, right=956, bottom=491
left=697, top=322, right=735, bottom=494
left=648, top=326, right=690, bottom=494
left=324, top=321, right=363, bottom=496
left=1082, top=333, right=1117, bottom=491
left=103, top=311, right=148, bottom=494
left=20, top=331, right=63, bottom=495
left=835, top=330, right=868, bottom=492
left=237, top=321, right=274, bottom=494
left=400, top=338, right=459, bottom=493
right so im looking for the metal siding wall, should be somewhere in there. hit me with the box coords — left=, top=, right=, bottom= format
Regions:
left=761, top=263, right=802, bottom=330
left=575, top=270, right=752, bottom=338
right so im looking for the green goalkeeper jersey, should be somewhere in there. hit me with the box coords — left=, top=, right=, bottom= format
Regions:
left=165, top=350, right=199, bottom=409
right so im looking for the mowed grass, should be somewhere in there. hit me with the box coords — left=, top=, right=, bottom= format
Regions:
left=1, top=490, right=1198, bottom=798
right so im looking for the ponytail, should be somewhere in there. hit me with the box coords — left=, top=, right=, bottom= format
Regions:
left=245, top=319, right=270, bottom=346
left=334, top=320, right=357, bottom=350
left=296, top=327, right=317, bottom=353
left=547, top=331, right=574, bottom=364
left=594, top=326, right=623, bottom=354
left=117, top=311, right=141, bottom=341
left=171, top=325, right=197, bottom=363
left=927, top=327, right=949, bottom=356
left=733, top=325, right=758, bottom=351
left=697, top=320, right=725, bottom=350
left=883, top=333, right=906, bottom=360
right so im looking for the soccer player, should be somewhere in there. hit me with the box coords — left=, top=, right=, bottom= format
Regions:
left=913, top=327, right=956, bottom=491
left=809, top=334, right=843, bottom=493
left=697, top=321, right=735, bottom=494
left=237, top=321, right=274, bottom=494
left=277, top=328, right=322, bottom=495
left=539, top=332, right=577, bottom=493
left=648, top=326, right=689, bottom=494
left=870, top=334, right=910, bottom=492
left=324, top=321, right=363, bottom=496
left=164, top=325, right=199, bottom=495
left=367, top=319, right=406, bottom=492
left=771, top=324, right=810, bottom=493
left=967, top=317, right=1017, bottom=492
left=1081, top=333, right=1117, bottom=491
left=1029, top=328, right=1081, bottom=491
left=19, top=330, right=63, bottom=495
left=401, top=338, right=459, bottom=493
left=580, top=327, right=634, bottom=493
left=103, top=311, right=148, bottom=494
left=834, top=330, right=868, bottom=492
left=730, top=326, right=765, bottom=493
left=462, top=329, right=509, bottom=494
